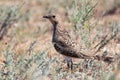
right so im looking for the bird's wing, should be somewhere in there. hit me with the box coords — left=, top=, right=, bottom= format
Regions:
left=56, top=40, right=90, bottom=58
left=57, top=30, right=77, bottom=49
left=56, top=31, right=91, bottom=58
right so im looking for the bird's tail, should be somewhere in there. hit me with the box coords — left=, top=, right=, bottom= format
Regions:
left=94, top=55, right=114, bottom=64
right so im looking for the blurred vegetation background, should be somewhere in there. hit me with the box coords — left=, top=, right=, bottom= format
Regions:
left=0, top=0, right=120, bottom=80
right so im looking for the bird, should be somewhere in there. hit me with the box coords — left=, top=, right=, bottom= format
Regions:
left=43, top=14, right=92, bottom=69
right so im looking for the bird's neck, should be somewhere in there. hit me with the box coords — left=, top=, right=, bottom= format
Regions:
left=52, top=21, right=58, bottom=42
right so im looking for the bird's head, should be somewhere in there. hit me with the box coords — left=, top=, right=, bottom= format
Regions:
left=43, top=15, right=58, bottom=25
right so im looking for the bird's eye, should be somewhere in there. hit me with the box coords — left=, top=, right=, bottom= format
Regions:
left=52, top=15, right=55, bottom=18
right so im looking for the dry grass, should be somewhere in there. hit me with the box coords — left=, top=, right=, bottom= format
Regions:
left=0, top=0, right=120, bottom=80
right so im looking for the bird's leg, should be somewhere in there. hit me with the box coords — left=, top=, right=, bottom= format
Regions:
left=64, top=56, right=73, bottom=69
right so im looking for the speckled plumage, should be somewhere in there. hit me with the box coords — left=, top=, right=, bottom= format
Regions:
left=43, top=15, right=92, bottom=69
left=43, top=15, right=115, bottom=69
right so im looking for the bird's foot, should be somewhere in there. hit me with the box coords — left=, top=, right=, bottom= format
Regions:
left=64, top=57, right=73, bottom=70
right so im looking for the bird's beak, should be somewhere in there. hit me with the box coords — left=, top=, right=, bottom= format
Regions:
left=43, top=16, right=49, bottom=18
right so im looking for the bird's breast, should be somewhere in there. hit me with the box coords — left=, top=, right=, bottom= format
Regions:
left=53, top=43, right=62, bottom=53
